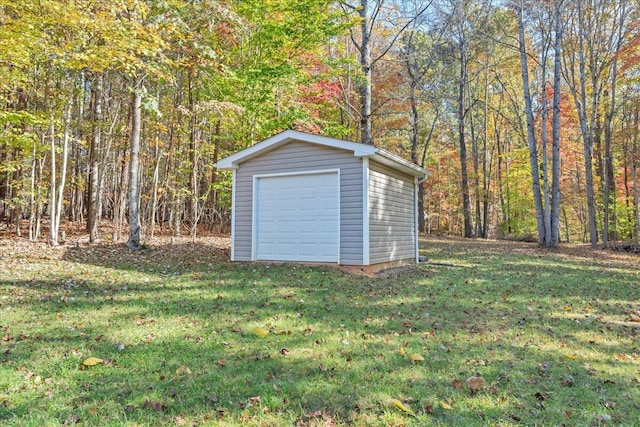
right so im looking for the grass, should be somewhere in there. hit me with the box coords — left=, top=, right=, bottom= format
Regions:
left=0, top=236, right=638, bottom=426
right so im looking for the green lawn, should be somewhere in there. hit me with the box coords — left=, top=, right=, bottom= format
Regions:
left=1, top=237, right=638, bottom=426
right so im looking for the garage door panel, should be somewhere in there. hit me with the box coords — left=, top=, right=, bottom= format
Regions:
left=320, top=220, right=339, bottom=232
left=276, top=220, right=296, bottom=233
left=277, top=243, right=296, bottom=256
left=298, top=243, right=317, bottom=256
left=255, top=172, right=339, bottom=262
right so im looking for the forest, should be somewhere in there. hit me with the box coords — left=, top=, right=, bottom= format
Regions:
left=1, top=0, right=639, bottom=249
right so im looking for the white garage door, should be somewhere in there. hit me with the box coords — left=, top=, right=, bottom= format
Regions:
left=254, top=171, right=340, bottom=262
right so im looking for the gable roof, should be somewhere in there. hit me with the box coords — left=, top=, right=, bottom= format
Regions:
left=215, top=130, right=428, bottom=179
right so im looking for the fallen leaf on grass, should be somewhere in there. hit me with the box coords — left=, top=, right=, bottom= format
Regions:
left=452, top=379, right=463, bottom=389
left=174, top=416, right=186, bottom=426
left=537, top=362, right=551, bottom=372
left=466, top=375, right=485, bottom=391
left=82, top=357, right=103, bottom=366
left=409, top=353, right=424, bottom=363
left=390, top=399, right=415, bottom=416
left=561, top=376, right=574, bottom=387
left=630, top=313, right=640, bottom=322
left=441, top=401, right=453, bottom=410
left=563, top=353, right=578, bottom=360
left=176, top=365, right=191, bottom=375
left=253, top=327, right=269, bottom=338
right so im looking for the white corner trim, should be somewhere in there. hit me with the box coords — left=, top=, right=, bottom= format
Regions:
left=336, top=168, right=341, bottom=265
left=230, top=169, right=236, bottom=261
left=362, top=158, right=370, bottom=266
left=251, top=174, right=258, bottom=261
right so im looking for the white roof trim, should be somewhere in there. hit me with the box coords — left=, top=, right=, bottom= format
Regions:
left=371, top=150, right=428, bottom=178
left=214, top=130, right=428, bottom=178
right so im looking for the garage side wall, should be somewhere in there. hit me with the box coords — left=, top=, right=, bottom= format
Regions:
left=234, top=140, right=364, bottom=264
left=368, top=161, right=416, bottom=264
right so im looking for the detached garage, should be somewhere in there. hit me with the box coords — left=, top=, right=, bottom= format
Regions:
left=215, top=130, right=428, bottom=268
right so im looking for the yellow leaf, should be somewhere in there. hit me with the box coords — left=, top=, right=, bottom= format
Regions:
left=399, top=347, right=406, bottom=355
left=564, top=305, right=572, bottom=312
left=563, top=353, right=578, bottom=360
left=441, top=401, right=453, bottom=410
left=82, top=357, right=103, bottom=366
left=253, top=327, right=269, bottom=338
left=409, top=353, right=425, bottom=363
left=176, top=365, right=191, bottom=375
left=390, top=399, right=415, bottom=416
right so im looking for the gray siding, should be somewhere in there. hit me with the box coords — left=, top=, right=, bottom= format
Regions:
left=368, top=161, right=416, bottom=264
left=234, top=140, right=364, bottom=264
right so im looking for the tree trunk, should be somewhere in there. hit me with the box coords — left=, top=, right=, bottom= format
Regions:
left=575, top=1, right=599, bottom=247
left=48, top=111, right=58, bottom=245
left=28, top=142, right=38, bottom=241
left=497, top=129, right=507, bottom=230
left=458, top=37, right=473, bottom=238
left=149, top=137, right=162, bottom=238
left=517, top=4, right=545, bottom=245
left=481, top=71, right=491, bottom=239
left=541, top=74, right=551, bottom=246
left=469, top=103, right=481, bottom=237
left=550, top=0, right=563, bottom=247
left=112, top=144, right=129, bottom=242
left=633, top=149, right=640, bottom=245
left=188, top=72, right=199, bottom=239
left=602, top=2, right=626, bottom=248
left=88, top=74, right=103, bottom=243
left=208, top=118, right=222, bottom=229
left=126, top=77, right=143, bottom=250
left=632, top=109, right=640, bottom=244
left=405, top=30, right=424, bottom=233
left=358, top=0, right=373, bottom=145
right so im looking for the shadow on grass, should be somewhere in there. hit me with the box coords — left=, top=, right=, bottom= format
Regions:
left=1, top=239, right=638, bottom=425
